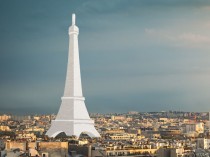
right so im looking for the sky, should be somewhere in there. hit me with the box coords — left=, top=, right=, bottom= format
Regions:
left=0, top=0, right=210, bottom=114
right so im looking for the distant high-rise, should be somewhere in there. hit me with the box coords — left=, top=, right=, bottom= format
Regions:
left=46, top=14, right=100, bottom=138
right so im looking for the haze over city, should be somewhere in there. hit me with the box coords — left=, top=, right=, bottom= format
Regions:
left=1, top=0, right=210, bottom=114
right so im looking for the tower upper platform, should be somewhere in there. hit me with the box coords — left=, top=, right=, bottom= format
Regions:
left=69, top=13, right=79, bottom=35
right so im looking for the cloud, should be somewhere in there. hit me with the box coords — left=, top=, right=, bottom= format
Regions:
left=145, top=28, right=176, bottom=41
left=145, top=28, right=210, bottom=48
left=201, top=6, right=210, bottom=11
left=203, top=21, right=210, bottom=28
left=179, top=33, right=210, bottom=43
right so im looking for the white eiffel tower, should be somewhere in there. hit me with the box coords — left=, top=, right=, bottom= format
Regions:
left=46, top=14, right=100, bottom=138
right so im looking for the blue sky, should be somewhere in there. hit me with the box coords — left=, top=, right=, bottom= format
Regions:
left=0, top=0, right=210, bottom=114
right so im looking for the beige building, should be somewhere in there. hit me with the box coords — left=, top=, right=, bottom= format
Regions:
left=69, top=144, right=157, bottom=157
left=5, top=141, right=68, bottom=157
left=37, top=142, right=68, bottom=157
left=105, top=129, right=125, bottom=134
left=16, top=133, right=37, bottom=141
left=0, top=115, right=10, bottom=121
left=111, top=116, right=126, bottom=121
left=105, top=148, right=157, bottom=156
left=0, top=125, right=11, bottom=131
left=109, top=133, right=136, bottom=140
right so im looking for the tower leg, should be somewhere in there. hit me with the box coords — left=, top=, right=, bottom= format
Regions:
left=46, top=120, right=100, bottom=138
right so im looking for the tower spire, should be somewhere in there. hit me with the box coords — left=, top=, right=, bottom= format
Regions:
left=72, top=13, right=76, bottom=25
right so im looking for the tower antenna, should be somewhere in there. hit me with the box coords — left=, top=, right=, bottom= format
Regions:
left=72, top=13, right=76, bottom=25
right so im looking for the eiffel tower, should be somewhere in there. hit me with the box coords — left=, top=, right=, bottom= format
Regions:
left=46, top=14, right=100, bottom=138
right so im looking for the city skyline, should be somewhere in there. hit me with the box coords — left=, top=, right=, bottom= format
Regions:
left=1, top=0, right=210, bottom=114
